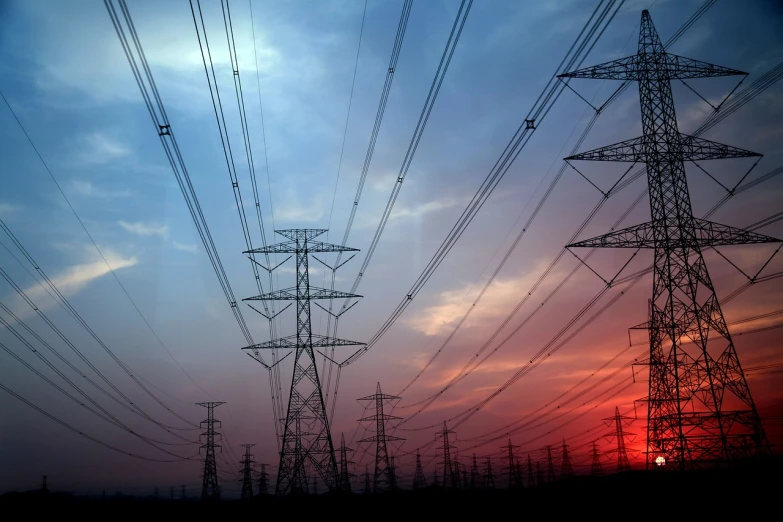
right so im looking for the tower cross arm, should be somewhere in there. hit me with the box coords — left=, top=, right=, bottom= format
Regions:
left=568, top=219, right=780, bottom=249
left=558, top=55, right=639, bottom=80
left=565, top=134, right=760, bottom=163
left=359, top=435, right=405, bottom=443
left=244, top=241, right=360, bottom=255
left=664, top=54, right=746, bottom=79
left=243, top=287, right=362, bottom=301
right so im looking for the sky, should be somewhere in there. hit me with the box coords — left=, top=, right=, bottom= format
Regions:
left=0, top=0, right=782, bottom=497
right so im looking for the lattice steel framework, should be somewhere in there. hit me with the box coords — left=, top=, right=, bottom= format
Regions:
left=502, top=439, right=521, bottom=489
left=239, top=444, right=256, bottom=499
left=560, top=439, right=574, bottom=479
left=559, top=10, right=779, bottom=469
left=603, top=406, right=634, bottom=472
left=590, top=442, right=604, bottom=476
left=413, top=450, right=427, bottom=490
left=358, top=382, right=404, bottom=493
left=242, top=229, right=364, bottom=494
left=437, top=422, right=460, bottom=489
left=338, top=433, right=354, bottom=493
left=196, top=401, right=224, bottom=501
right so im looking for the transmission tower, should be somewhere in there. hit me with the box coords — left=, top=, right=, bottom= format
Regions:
left=514, top=456, right=524, bottom=488
left=363, top=465, right=371, bottom=494
left=560, top=439, right=574, bottom=479
left=413, top=450, right=427, bottom=490
left=338, top=433, right=354, bottom=493
left=257, top=463, right=270, bottom=495
left=462, top=466, right=469, bottom=489
left=470, top=454, right=480, bottom=489
left=433, top=470, right=439, bottom=487
left=502, top=439, right=521, bottom=489
left=559, top=10, right=778, bottom=470
left=590, top=442, right=604, bottom=477
left=484, top=457, right=495, bottom=489
left=241, top=229, right=364, bottom=494
left=603, top=406, right=634, bottom=472
left=239, top=444, right=256, bottom=499
left=545, top=445, right=555, bottom=483
left=527, top=455, right=535, bottom=488
left=196, top=401, right=224, bottom=501
left=358, top=382, right=404, bottom=493
left=536, top=461, right=544, bottom=486
left=436, top=422, right=460, bottom=488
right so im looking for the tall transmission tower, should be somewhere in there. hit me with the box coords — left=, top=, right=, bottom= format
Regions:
left=196, top=401, right=224, bottom=501
left=436, top=422, right=460, bottom=489
left=413, top=450, right=427, bottom=490
left=484, top=457, right=495, bottom=489
left=239, top=444, right=256, bottom=499
left=358, top=382, right=404, bottom=493
left=560, top=439, right=574, bottom=479
left=603, top=406, right=634, bottom=472
left=258, top=463, right=270, bottom=495
left=338, top=433, right=354, bottom=493
left=502, top=439, right=521, bottom=489
left=470, top=454, right=480, bottom=489
left=559, top=10, right=779, bottom=469
left=545, top=445, right=555, bottom=483
left=590, top=442, right=604, bottom=477
left=527, top=455, right=535, bottom=488
left=241, top=229, right=364, bottom=493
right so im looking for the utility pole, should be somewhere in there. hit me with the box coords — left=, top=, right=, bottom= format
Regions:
left=241, top=229, right=364, bottom=493
left=559, top=9, right=778, bottom=470
left=239, top=444, right=256, bottom=499
left=413, top=450, right=427, bottom=490
left=590, top=442, right=604, bottom=477
left=196, top=401, right=224, bottom=501
left=257, top=463, right=269, bottom=495
left=436, top=422, right=460, bottom=489
left=484, top=457, right=495, bottom=489
left=560, top=439, right=574, bottom=479
left=603, top=406, right=634, bottom=472
left=338, top=433, right=354, bottom=493
left=358, top=382, right=404, bottom=493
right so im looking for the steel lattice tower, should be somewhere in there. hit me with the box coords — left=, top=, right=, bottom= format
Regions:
left=526, top=455, right=535, bottom=488
left=338, top=433, right=354, bottom=493
left=560, top=439, right=574, bottom=479
left=363, top=465, right=371, bottom=494
left=196, top=401, right=224, bottom=501
left=484, top=457, right=495, bottom=489
left=413, top=450, right=427, bottom=490
left=358, top=382, right=404, bottom=493
left=603, top=406, right=634, bottom=472
left=502, top=439, right=521, bottom=489
left=545, top=445, right=555, bottom=483
left=559, top=10, right=779, bottom=469
left=536, top=461, right=544, bottom=486
left=437, top=422, right=460, bottom=489
left=239, top=444, right=256, bottom=499
left=590, top=442, right=604, bottom=476
left=257, top=463, right=269, bottom=495
left=241, top=229, right=364, bottom=494
left=470, top=454, right=480, bottom=489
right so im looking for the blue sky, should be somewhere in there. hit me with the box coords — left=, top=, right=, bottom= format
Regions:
left=0, top=0, right=782, bottom=495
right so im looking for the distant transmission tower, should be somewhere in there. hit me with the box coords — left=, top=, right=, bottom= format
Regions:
left=527, top=455, right=535, bottom=487
left=502, top=439, right=521, bottom=489
left=590, top=442, right=604, bottom=476
left=436, top=422, right=460, bottom=488
left=545, top=445, right=555, bottom=483
left=560, top=439, right=574, bottom=479
left=338, top=433, right=354, bottom=493
left=559, top=10, right=778, bottom=470
left=358, top=382, right=404, bottom=493
left=413, top=450, right=427, bottom=490
left=258, top=463, right=270, bottom=495
left=603, top=407, right=634, bottom=472
left=390, top=456, right=398, bottom=490
left=241, top=229, right=364, bottom=493
left=239, top=444, right=256, bottom=499
left=536, top=461, right=544, bottom=486
left=363, top=465, right=371, bottom=494
left=197, top=401, right=224, bottom=501
left=484, top=457, right=495, bottom=489
left=470, top=454, right=480, bottom=489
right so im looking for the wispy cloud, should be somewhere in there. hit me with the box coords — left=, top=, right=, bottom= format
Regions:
left=3, top=248, right=138, bottom=321
left=74, top=132, right=130, bottom=165
left=173, top=241, right=198, bottom=254
left=71, top=180, right=131, bottom=198
left=0, top=203, right=21, bottom=215
left=390, top=197, right=461, bottom=220
left=118, top=220, right=169, bottom=239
